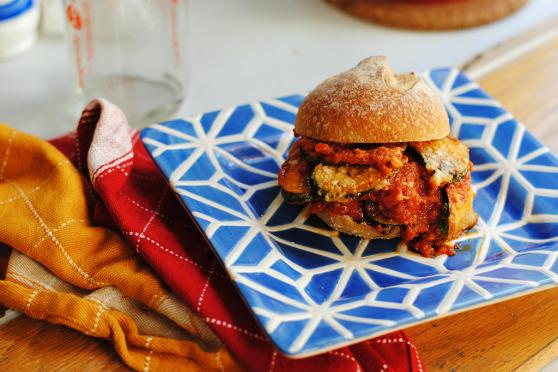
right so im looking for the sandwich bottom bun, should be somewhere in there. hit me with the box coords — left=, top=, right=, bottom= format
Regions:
left=316, top=211, right=401, bottom=240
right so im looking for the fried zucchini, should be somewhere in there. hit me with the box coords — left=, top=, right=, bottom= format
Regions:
left=439, top=190, right=450, bottom=238
left=445, top=181, right=478, bottom=239
left=278, top=157, right=313, bottom=203
left=312, top=164, right=391, bottom=202
left=281, top=189, right=313, bottom=204
left=411, top=136, right=470, bottom=187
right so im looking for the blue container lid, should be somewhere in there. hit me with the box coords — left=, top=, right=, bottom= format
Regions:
left=0, top=0, right=34, bottom=22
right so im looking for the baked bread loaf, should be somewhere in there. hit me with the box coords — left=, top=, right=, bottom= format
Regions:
left=295, top=56, right=449, bottom=143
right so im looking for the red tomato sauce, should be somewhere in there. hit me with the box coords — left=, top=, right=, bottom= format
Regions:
left=295, top=137, right=406, bottom=175
left=310, top=161, right=452, bottom=257
left=372, top=162, right=443, bottom=241
left=310, top=200, right=364, bottom=223
left=280, top=136, right=475, bottom=257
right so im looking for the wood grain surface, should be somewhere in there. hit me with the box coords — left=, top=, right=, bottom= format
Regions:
left=0, top=315, right=130, bottom=371
left=407, top=287, right=558, bottom=371
left=461, top=15, right=558, bottom=151
left=1, top=16, right=558, bottom=372
left=407, top=15, right=558, bottom=372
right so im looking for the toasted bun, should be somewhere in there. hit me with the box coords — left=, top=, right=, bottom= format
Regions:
left=295, top=56, right=449, bottom=143
left=316, top=211, right=401, bottom=240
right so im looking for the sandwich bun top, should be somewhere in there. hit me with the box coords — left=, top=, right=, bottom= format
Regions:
left=295, top=56, right=450, bottom=143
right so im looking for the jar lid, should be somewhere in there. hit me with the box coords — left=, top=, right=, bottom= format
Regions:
left=0, top=0, right=34, bottom=22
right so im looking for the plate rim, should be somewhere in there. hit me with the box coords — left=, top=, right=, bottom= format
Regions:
left=140, top=67, right=558, bottom=357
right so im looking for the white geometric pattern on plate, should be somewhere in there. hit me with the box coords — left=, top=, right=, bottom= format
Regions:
left=140, top=68, right=558, bottom=357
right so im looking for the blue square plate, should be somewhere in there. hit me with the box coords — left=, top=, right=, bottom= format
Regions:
left=140, top=68, right=558, bottom=358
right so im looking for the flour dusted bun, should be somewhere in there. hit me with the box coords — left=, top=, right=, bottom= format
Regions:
left=295, top=56, right=449, bottom=143
left=316, top=211, right=401, bottom=240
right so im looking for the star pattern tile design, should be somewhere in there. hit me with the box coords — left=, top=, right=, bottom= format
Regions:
left=140, top=69, right=558, bottom=357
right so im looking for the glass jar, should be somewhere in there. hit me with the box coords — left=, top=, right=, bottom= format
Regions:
left=63, top=0, right=188, bottom=127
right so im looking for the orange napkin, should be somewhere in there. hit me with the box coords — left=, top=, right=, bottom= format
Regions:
left=0, top=124, right=243, bottom=372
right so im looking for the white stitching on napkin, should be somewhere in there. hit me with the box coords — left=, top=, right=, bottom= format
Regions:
left=125, top=231, right=227, bottom=279
left=143, top=336, right=154, bottom=372
left=328, top=350, right=361, bottom=372
left=196, top=261, right=215, bottom=312
left=268, top=350, right=277, bottom=372
left=9, top=180, right=106, bottom=288
left=205, top=317, right=268, bottom=341
left=122, top=195, right=193, bottom=229
left=91, top=303, right=106, bottom=333
left=0, top=159, right=70, bottom=205
left=32, top=219, right=85, bottom=249
left=0, top=129, right=16, bottom=180
left=25, top=289, right=39, bottom=310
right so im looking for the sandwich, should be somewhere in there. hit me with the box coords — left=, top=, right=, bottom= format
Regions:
left=278, top=56, right=478, bottom=257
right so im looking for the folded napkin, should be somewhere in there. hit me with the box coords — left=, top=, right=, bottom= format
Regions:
left=0, top=99, right=424, bottom=371
left=0, top=124, right=243, bottom=371
left=0, top=243, right=8, bottom=317
left=64, top=99, right=423, bottom=371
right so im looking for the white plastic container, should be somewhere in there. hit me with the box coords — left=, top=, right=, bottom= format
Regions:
left=0, top=0, right=39, bottom=59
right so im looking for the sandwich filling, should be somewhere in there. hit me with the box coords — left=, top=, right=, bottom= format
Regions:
left=278, top=134, right=478, bottom=257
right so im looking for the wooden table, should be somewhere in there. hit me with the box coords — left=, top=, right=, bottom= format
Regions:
left=406, top=16, right=558, bottom=371
left=1, top=17, right=558, bottom=371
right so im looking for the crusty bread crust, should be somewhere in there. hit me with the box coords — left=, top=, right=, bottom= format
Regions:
left=326, top=0, right=528, bottom=31
left=316, top=211, right=401, bottom=240
left=295, top=56, right=450, bottom=143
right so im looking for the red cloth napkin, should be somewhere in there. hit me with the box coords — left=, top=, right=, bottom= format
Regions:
left=50, top=99, right=424, bottom=372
